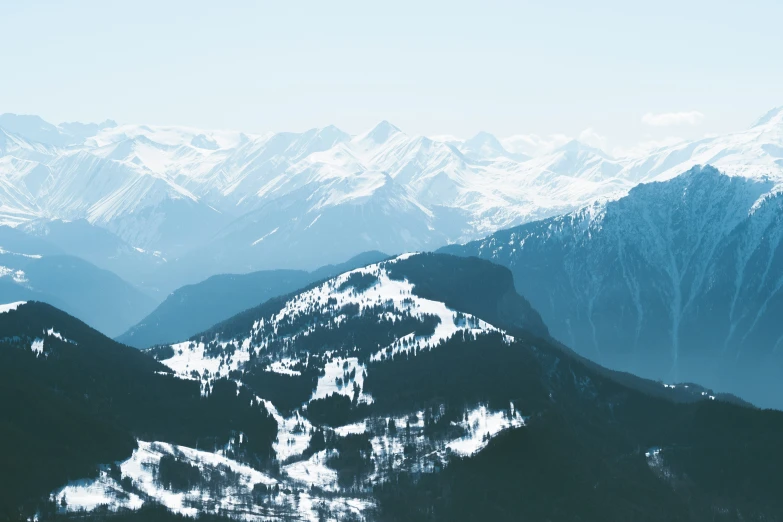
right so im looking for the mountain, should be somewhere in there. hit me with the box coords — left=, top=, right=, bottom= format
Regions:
left=0, top=109, right=757, bottom=287
left=1, top=106, right=781, bottom=290
left=117, top=250, right=389, bottom=349
left=0, top=235, right=158, bottom=336
left=458, top=131, right=529, bottom=161
left=618, top=106, right=783, bottom=183
left=5, top=254, right=783, bottom=520
left=19, top=219, right=166, bottom=294
left=0, top=303, right=286, bottom=519
left=38, top=252, right=782, bottom=521
left=442, top=165, right=783, bottom=409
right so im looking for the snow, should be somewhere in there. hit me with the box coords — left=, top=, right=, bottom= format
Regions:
left=3, top=107, right=782, bottom=256
left=55, top=479, right=143, bottom=512
left=259, top=398, right=313, bottom=462
left=445, top=403, right=526, bottom=457
left=52, top=440, right=374, bottom=521
left=45, top=328, right=76, bottom=344
left=30, top=338, right=44, bottom=355
left=54, top=440, right=275, bottom=517
left=334, top=421, right=368, bottom=437
left=0, top=247, right=42, bottom=259
left=262, top=254, right=509, bottom=363
left=0, top=301, right=25, bottom=313
left=282, top=450, right=340, bottom=491
left=158, top=254, right=510, bottom=396
left=311, top=357, right=372, bottom=404
left=163, top=339, right=251, bottom=393
left=0, top=266, right=28, bottom=283
left=251, top=227, right=279, bottom=246
left=267, top=357, right=302, bottom=376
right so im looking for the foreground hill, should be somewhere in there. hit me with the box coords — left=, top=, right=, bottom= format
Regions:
left=442, top=165, right=783, bottom=410
left=0, top=302, right=368, bottom=521
left=143, top=253, right=780, bottom=521
left=3, top=253, right=783, bottom=521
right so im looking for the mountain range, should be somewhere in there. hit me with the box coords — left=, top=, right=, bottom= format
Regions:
left=3, top=254, right=782, bottom=521
left=0, top=226, right=157, bottom=337
left=443, top=164, right=783, bottom=409
left=1, top=107, right=781, bottom=291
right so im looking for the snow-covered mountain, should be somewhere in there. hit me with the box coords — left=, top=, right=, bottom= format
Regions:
left=4, top=254, right=782, bottom=521
left=442, top=165, right=783, bottom=409
left=1, top=108, right=782, bottom=289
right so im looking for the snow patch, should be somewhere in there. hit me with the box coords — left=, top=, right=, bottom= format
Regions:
left=0, top=301, right=25, bottom=313
left=446, top=403, right=526, bottom=456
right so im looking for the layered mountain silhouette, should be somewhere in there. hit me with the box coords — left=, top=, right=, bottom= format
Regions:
left=3, top=254, right=781, bottom=521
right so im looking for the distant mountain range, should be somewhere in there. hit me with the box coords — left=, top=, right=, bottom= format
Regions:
left=4, top=254, right=782, bottom=521
left=443, top=165, right=783, bottom=409
left=0, top=226, right=156, bottom=336
left=1, top=107, right=781, bottom=290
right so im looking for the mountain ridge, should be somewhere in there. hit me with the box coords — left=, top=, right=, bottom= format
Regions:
left=1, top=107, right=780, bottom=289
left=441, top=165, right=783, bottom=409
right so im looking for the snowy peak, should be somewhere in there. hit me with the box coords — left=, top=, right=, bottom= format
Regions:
left=157, top=253, right=547, bottom=393
left=2, top=106, right=783, bottom=282
left=460, top=131, right=515, bottom=160
left=442, top=165, right=783, bottom=409
left=555, top=139, right=612, bottom=159
left=752, top=106, right=783, bottom=128
left=358, top=120, right=403, bottom=145
left=0, top=113, right=64, bottom=146
left=0, top=113, right=118, bottom=147
left=58, top=119, right=118, bottom=142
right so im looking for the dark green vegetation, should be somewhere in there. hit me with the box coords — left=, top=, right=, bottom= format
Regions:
left=0, top=302, right=277, bottom=520
left=118, top=251, right=388, bottom=348
left=26, top=503, right=237, bottom=522
left=371, top=332, right=783, bottom=522
left=5, top=252, right=783, bottom=521
left=157, top=455, right=204, bottom=492
left=386, top=253, right=549, bottom=338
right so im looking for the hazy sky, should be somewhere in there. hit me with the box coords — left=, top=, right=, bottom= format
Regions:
left=1, top=0, right=781, bottom=154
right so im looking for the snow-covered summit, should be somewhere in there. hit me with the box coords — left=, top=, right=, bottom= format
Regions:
left=158, top=253, right=511, bottom=392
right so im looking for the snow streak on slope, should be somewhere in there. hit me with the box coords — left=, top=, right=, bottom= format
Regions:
left=445, top=403, right=526, bottom=456
left=54, top=441, right=373, bottom=521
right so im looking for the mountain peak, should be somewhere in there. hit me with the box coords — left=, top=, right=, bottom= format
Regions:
left=466, top=131, right=503, bottom=147
left=752, top=106, right=783, bottom=128
left=555, top=139, right=611, bottom=159
left=315, top=124, right=351, bottom=142
left=460, top=131, right=514, bottom=160
left=0, top=113, right=63, bottom=145
left=364, top=120, right=402, bottom=143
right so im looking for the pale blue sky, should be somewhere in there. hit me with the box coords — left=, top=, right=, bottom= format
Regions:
left=1, top=0, right=781, bottom=152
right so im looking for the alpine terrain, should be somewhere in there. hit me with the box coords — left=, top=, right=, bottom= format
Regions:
left=2, top=254, right=782, bottom=521
left=443, top=163, right=783, bottom=409
left=0, top=106, right=781, bottom=291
